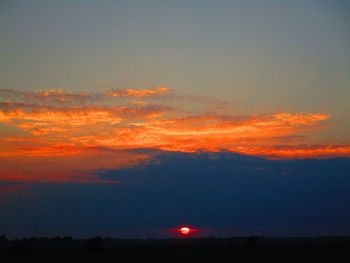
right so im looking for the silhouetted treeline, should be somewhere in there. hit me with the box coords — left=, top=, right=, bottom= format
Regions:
left=1, top=235, right=350, bottom=262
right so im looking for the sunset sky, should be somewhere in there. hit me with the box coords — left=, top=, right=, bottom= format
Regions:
left=1, top=0, right=350, bottom=238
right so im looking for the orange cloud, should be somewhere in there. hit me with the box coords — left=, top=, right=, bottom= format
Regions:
left=227, top=143, right=350, bottom=159
left=0, top=102, right=172, bottom=135
left=1, top=87, right=349, bottom=186
left=0, top=89, right=93, bottom=103
left=0, top=87, right=172, bottom=105
left=43, top=112, right=344, bottom=162
left=113, top=113, right=331, bottom=151
left=106, top=87, right=171, bottom=97
left=0, top=111, right=334, bottom=155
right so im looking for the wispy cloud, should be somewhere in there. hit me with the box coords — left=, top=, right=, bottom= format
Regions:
left=227, top=143, right=350, bottom=159
left=106, top=87, right=171, bottom=98
left=0, top=101, right=172, bottom=135
left=0, top=89, right=93, bottom=104
left=0, top=87, right=349, bottom=185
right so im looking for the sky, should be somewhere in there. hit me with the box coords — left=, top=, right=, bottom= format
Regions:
left=0, top=0, right=350, bottom=238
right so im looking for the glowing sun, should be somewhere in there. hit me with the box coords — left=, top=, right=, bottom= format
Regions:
left=180, top=227, right=190, bottom=235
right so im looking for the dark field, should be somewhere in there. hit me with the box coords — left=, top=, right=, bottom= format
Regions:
left=1, top=236, right=350, bottom=262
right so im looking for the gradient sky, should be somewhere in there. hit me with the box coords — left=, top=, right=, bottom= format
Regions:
left=0, top=0, right=350, bottom=238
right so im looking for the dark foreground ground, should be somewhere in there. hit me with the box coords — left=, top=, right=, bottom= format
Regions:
left=1, top=236, right=350, bottom=262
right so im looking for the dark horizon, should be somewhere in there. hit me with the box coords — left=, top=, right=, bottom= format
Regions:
left=2, top=235, right=350, bottom=262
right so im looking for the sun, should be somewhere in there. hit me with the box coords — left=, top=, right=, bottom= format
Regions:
left=180, top=227, right=190, bottom=235
left=169, top=226, right=201, bottom=236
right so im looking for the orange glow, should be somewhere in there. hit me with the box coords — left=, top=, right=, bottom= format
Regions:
left=228, top=143, right=350, bottom=159
left=1, top=87, right=349, bottom=185
left=66, top=112, right=332, bottom=154
left=0, top=110, right=347, bottom=159
left=0, top=102, right=171, bottom=135
left=0, top=143, right=151, bottom=184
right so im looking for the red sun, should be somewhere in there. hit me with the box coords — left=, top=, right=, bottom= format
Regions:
left=167, top=226, right=205, bottom=237
left=180, top=227, right=190, bottom=235
left=170, top=226, right=199, bottom=236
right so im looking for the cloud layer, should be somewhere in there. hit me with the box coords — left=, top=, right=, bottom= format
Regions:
left=1, top=87, right=349, bottom=185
